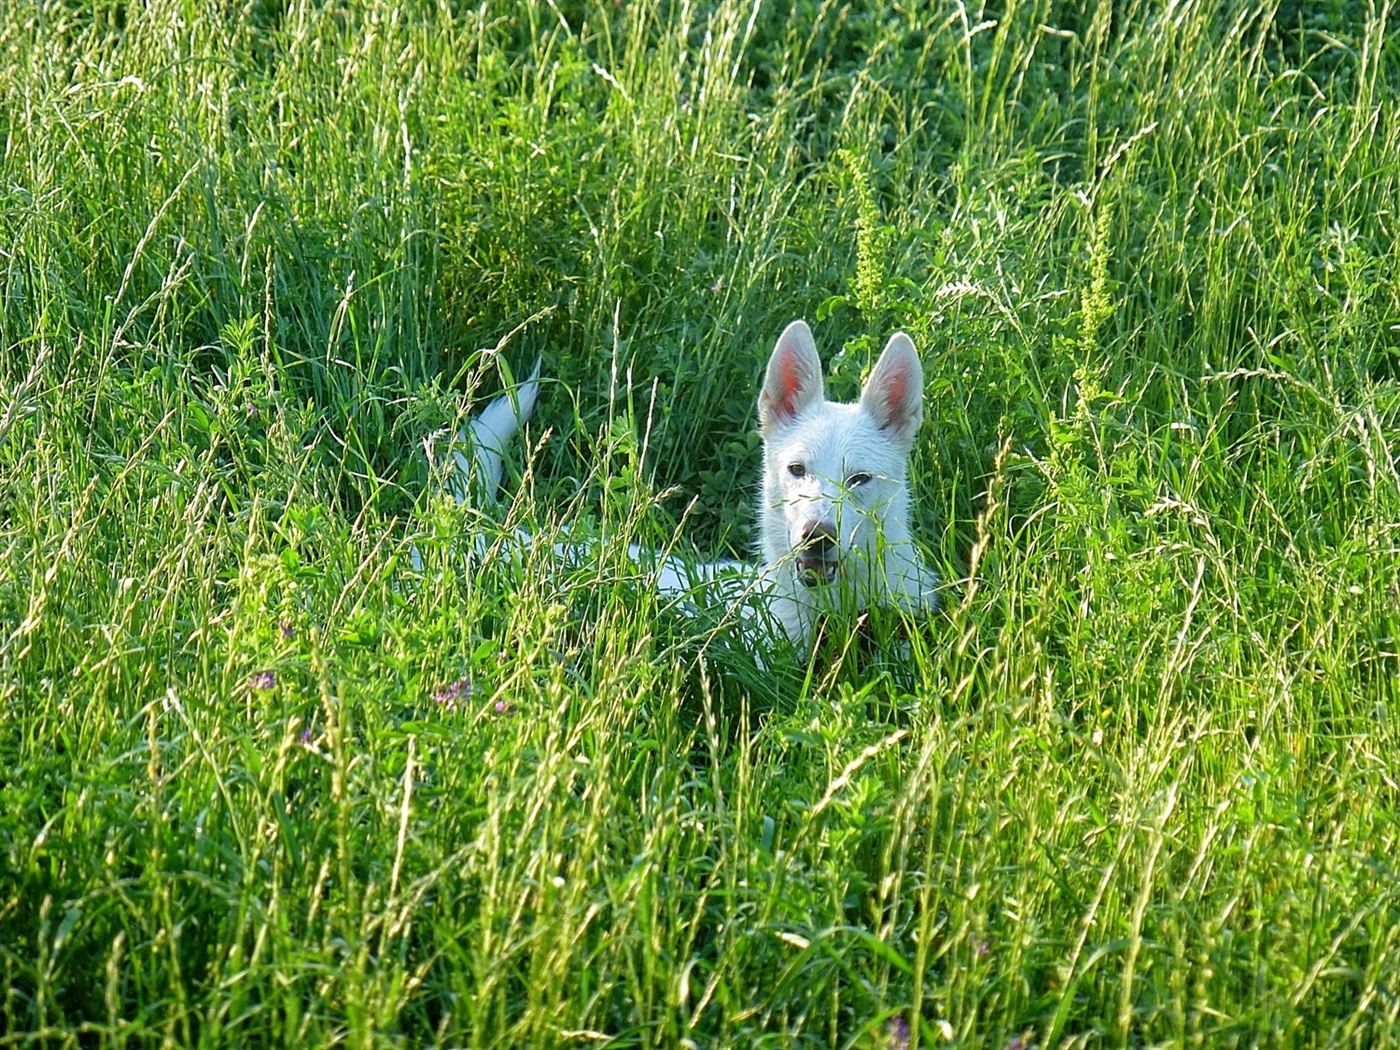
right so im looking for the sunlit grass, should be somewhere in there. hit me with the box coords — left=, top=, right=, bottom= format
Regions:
left=2, top=0, right=1399, bottom=1046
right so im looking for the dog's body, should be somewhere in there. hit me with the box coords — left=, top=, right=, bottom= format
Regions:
left=458, top=320, right=936, bottom=648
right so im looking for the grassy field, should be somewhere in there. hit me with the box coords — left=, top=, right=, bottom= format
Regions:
left=3, top=0, right=1400, bottom=1045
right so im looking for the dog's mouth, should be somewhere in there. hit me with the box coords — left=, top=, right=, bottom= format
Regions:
left=796, top=554, right=838, bottom=587
left=795, top=521, right=840, bottom=587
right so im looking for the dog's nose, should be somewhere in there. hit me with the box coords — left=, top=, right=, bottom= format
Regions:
left=796, top=521, right=839, bottom=587
left=800, top=521, right=837, bottom=557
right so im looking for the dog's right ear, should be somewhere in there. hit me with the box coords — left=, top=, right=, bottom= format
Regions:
left=860, top=331, right=923, bottom=449
left=759, top=320, right=824, bottom=433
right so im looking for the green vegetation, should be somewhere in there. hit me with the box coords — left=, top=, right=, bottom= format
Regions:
left=3, top=0, right=1399, bottom=1045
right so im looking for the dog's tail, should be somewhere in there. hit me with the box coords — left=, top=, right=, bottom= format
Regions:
left=451, top=359, right=541, bottom=504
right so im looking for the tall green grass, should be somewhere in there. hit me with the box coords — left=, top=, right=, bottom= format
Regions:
left=3, top=0, right=1399, bottom=1045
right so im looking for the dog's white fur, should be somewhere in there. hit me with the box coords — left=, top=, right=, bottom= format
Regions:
left=450, top=359, right=540, bottom=505
left=457, top=320, right=936, bottom=648
left=755, top=319, right=938, bottom=644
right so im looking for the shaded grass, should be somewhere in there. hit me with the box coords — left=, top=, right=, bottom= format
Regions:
left=3, top=0, right=1400, bottom=1046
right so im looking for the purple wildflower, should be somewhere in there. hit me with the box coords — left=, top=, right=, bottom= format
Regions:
left=1004, top=1036, right=1029, bottom=1050
left=973, top=937, right=990, bottom=957
left=279, top=619, right=295, bottom=640
left=300, top=726, right=313, bottom=745
left=885, top=1014, right=910, bottom=1050
left=432, top=677, right=471, bottom=707
left=250, top=670, right=276, bottom=691
left=494, top=699, right=516, bottom=716
left=245, top=402, right=259, bottom=419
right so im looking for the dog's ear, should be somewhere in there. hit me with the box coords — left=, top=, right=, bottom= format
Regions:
left=860, top=332, right=923, bottom=447
left=759, top=320, right=825, bottom=433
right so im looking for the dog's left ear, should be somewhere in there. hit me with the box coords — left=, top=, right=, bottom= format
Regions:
left=860, top=332, right=923, bottom=448
left=759, top=320, right=825, bottom=433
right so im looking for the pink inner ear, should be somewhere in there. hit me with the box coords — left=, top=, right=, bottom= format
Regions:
left=779, top=355, right=806, bottom=415
left=880, top=371, right=909, bottom=421
left=862, top=333, right=922, bottom=436
left=768, top=348, right=810, bottom=419
left=870, top=365, right=914, bottom=431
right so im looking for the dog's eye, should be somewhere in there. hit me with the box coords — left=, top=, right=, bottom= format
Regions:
left=845, top=472, right=872, bottom=487
left=788, top=463, right=807, bottom=478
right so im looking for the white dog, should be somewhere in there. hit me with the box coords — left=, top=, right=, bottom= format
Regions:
left=456, top=320, right=937, bottom=648
left=754, top=319, right=938, bottom=644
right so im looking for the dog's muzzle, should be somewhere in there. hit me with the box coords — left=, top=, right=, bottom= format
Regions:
left=795, top=521, right=839, bottom=587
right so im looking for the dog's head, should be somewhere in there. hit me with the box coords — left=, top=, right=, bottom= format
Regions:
left=757, top=320, right=923, bottom=588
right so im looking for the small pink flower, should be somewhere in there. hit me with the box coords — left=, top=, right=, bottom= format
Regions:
left=973, top=937, right=990, bottom=957
left=250, top=670, right=276, bottom=690
left=432, top=677, right=471, bottom=707
left=300, top=726, right=312, bottom=745
left=494, top=699, right=516, bottom=716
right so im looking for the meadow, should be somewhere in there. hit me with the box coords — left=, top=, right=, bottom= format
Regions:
left=3, top=0, right=1400, bottom=1045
